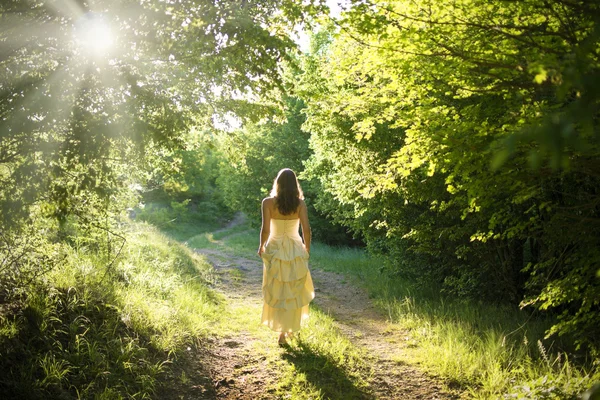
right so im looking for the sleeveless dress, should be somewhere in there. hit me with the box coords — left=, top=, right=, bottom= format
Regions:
left=260, top=218, right=315, bottom=333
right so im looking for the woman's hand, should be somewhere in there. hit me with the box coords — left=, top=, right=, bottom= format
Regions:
left=257, top=245, right=265, bottom=257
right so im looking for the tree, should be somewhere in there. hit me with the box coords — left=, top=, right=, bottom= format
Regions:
left=296, top=0, right=600, bottom=352
left=216, top=96, right=353, bottom=243
left=0, top=0, right=326, bottom=287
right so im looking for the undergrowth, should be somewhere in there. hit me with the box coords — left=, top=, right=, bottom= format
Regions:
left=306, top=243, right=600, bottom=399
left=0, top=221, right=221, bottom=399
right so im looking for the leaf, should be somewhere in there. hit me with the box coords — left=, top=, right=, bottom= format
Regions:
left=534, top=69, right=548, bottom=84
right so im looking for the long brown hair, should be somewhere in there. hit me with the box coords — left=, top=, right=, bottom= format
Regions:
left=270, top=168, right=304, bottom=215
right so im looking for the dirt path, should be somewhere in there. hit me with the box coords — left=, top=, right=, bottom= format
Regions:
left=182, top=220, right=461, bottom=399
left=310, top=268, right=459, bottom=399
left=196, top=249, right=279, bottom=399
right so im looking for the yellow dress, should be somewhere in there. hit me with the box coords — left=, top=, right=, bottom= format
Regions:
left=260, top=218, right=315, bottom=332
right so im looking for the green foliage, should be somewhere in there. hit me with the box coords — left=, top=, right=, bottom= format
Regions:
left=307, top=240, right=600, bottom=399
left=0, top=221, right=220, bottom=399
left=3, top=0, right=599, bottom=395
left=294, top=0, right=600, bottom=354
left=216, top=97, right=355, bottom=244
left=216, top=97, right=311, bottom=221
left=141, top=130, right=226, bottom=206
left=0, top=0, right=325, bottom=290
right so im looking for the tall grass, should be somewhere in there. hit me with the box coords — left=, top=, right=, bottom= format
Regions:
left=307, top=242, right=600, bottom=399
left=0, top=221, right=222, bottom=399
left=112, top=223, right=221, bottom=351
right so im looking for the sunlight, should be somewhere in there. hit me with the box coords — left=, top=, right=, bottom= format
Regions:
left=74, top=13, right=114, bottom=55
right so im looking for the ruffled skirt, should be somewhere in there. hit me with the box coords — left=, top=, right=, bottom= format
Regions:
left=260, top=235, right=315, bottom=332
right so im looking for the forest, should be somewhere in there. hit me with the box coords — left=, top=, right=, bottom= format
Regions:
left=1, top=0, right=599, bottom=398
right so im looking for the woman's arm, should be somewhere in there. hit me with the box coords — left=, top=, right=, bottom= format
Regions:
left=298, top=200, right=311, bottom=253
left=258, top=198, right=272, bottom=256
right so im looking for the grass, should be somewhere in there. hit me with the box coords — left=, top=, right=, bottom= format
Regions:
left=185, top=220, right=599, bottom=399
left=273, top=308, right=372, bottom=399
left=172, top=219, right=374, bottom=399
left=112, top=224, right=222, bottom=350
left=186, top=219, right=256, bottom=256
left=0, top=220, right=222, bottom=399
left=135, top=200, right=224, bottom=242
left=5, top=202, right=595, bottom=399
left=305, top=242, right=600, bottom=399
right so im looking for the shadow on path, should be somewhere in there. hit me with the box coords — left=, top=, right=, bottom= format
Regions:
left=281, top=339, right=374, bottom=400
left=156, top=346, right=217, bottom=400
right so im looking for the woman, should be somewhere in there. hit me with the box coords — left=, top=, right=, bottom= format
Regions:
left=257, top=168, right=315, bottom=345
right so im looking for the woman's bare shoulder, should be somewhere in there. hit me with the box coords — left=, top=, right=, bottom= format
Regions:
left=262, top=197, right=274, bottom=206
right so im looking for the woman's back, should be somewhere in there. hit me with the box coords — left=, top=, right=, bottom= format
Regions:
left=266, top=197, right=299, bottom=220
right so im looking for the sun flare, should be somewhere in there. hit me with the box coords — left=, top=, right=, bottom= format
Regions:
left=75, top=14, right=114, bottom=55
